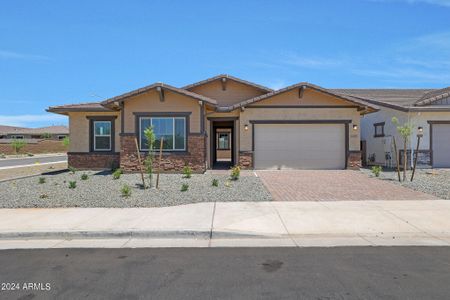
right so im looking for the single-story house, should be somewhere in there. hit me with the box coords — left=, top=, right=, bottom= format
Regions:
left=331, top=88, right=450, bottom=168
left=0, top=125, right=69, bottom=155
left=47, top=74, right=378, bottom=172
left=0, top=125, right=68, bottom=140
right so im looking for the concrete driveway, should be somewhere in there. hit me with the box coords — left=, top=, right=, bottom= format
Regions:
left=256, top=170, right=437, bottom=201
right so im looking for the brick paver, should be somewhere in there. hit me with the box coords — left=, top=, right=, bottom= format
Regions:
left=257, top=170, right=438, bottom=201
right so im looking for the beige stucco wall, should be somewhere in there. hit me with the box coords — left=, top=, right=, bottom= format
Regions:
left=361, top=107, right=450, bottom=166
left=189, top=79, right=267, bottom=106
left=68, top=111, right=120, bottom=152
left=251, top=88, right=353, bottom=106
left=123, top=89, right=202, bottom=133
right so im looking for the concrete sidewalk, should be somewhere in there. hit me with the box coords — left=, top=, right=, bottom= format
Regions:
left=1, top=200, right=450, bottom=248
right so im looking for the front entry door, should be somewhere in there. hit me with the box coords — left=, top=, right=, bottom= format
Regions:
left=212, top=121, right=235, bottom=169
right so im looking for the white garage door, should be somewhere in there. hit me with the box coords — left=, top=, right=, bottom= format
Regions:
left=432, top=124, right=450, bottom=168
left=254, top=123, right=346, bottom=170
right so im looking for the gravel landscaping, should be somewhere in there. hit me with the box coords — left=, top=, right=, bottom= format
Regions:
left=361, top=167, right=450, bottom=200
left=0, top=171, right=273, bottom=208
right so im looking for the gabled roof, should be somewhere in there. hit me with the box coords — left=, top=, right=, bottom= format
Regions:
left=101, top=82, right=217, bottom=108
left=415, top=87, right=450, bottom=106
left=222, top=82, right=379, bottom=113
left=47, top=102, right=112, bottom=115
left=182, top=74, right=274, bottom=93
left=332, top=88, right=450, bottom=111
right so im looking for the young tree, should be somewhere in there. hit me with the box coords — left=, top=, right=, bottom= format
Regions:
left=62, top=136, right=70, bottom=148
left=144, top=126, right=156, bottom=188
left=392, top=117, right=413, bottom=182
left=11, top=139, right=26, bottom=154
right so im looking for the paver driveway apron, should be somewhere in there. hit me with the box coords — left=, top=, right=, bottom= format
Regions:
left=256, top=170, right=437, bottom=201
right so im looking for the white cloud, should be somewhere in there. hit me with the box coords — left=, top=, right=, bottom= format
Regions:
left=265, top=79, right=288, bottom=90
left=0, top=114, right=67, bottom=127
left=0, top=50, right=49, bottom=61
left=280, top=53, right=343, bottom=68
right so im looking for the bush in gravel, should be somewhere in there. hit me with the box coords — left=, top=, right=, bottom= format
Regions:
left=0, top=153, right=5, bottom=159
left=27, top=152, right=34, bottom=157
left=68, top=166, right=77, bottom=174
left=81, top=173, right=88, bottom=180
left=39, top=194, right=49, bottom=199
left=225, top=180, right=232, bottom=188
left=38, top=177, right=46, bottom=184
left=181, top=183, right=189, bottom=192
left=121, top=184, right=131, bottom=197
left=183, top=165, right=192, bottom=178
left=212, top=179, right=219, bottom=187
left=68, top=181, right=77, bottom=189
left=230, top=165, right=240, bottom=180
left=371, top=166, right=382, bottom=177
left=112, top=168, right=122, bottom=180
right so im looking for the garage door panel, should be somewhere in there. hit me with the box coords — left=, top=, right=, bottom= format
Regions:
left=432, top=124, right=450, bottom=168
left=254, top=124, right=346, bottom=170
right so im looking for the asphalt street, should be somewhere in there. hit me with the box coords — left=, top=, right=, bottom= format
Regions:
left=0, top=155, right=67, bottom=168
left=0, top=247, right=449, bottom=299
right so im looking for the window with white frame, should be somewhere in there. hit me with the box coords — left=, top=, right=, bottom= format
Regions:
left=93, top=121, right=112, bottom=151
left=139, top=117, right=186, bottom=151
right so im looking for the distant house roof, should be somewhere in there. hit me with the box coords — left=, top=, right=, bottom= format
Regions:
left=0, top=125, right=68, bottom=135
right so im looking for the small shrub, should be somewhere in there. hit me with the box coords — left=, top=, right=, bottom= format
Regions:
left=81, top=173, right=88, bottom=180
left=68, top=166, right=77, bottom=174
left=212, top=178, right=219, bottom=187
left=11, top=139, right=26, bottom=154
left=224, top=180, right=232, bottom=188
left=38, top=177, right=46, bottom=184
left=0, top=153, right=5, bottom=159
left=39, top=194, right=49, bottom=199
left=62, top=136, right=70, bottom=148
left=230, top=165, right=240, bottom=180
left=183, top=165, right=192, bottom=178
left=121, top=184, right=131, bottom=197
left=181, top=183, right=189, bottom=192
left=68, top=181, right=77, bottom=189
left=27, top=152, right=34, bottom=157
left=113, top=168, right=122, bottom=180
left=40, top=132, right=52, bottom=139
left=371, top=165, right=382, bottom=177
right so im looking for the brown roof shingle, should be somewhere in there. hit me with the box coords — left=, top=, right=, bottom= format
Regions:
left=47, top=102, right=112, bottom=114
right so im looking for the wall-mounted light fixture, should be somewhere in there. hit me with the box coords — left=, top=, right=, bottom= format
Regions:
left=352, top=124, right=358, bottom=131
left=418, top=126, right=423, bottom=133
left=198, top=100, right=203, bottom=106
left=244, top=124, right=249, bottom=131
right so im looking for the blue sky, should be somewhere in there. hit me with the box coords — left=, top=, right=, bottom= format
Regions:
left=1, top=0, right=450, bottom=127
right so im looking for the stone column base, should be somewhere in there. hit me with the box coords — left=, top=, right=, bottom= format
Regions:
left=347, top=151, right=362, bottom=170
left=238, top=151, right=253, bottom=169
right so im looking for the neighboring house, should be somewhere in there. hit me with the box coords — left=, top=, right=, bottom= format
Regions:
left=0, top=125, right=69, bottom=155
left=47, top=74, right=378, bottom=171
left=0, top=125, right=69, bottom=140
left=332, top=88, right=450, bottom=168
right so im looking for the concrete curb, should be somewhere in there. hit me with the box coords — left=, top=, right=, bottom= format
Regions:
left=0, top=230, right=273, bottom=240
